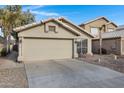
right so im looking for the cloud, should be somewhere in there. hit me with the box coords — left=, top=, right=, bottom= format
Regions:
left=22, top=5, right=44, bottom=11
left=31, top=10, right=59, bottom=16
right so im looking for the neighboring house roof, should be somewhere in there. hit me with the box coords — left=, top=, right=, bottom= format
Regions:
left=79, top=16, right=117, bottom=27
left=116, top=25, right=124, bottom=31
left=13, top=17, right=94, bottom=38
left=93, top=30, right=124, bottom=40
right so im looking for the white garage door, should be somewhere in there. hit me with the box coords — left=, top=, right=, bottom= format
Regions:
left=23, top=38, right=73, bottom=61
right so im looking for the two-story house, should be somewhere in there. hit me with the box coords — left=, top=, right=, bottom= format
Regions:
left=79, top=17, right=124, bottom=55
left=79, top=17, right=117, bottom=37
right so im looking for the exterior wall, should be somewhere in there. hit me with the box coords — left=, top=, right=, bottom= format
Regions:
left=107, top=23, right=117, bottom=30
left=18, top=21, right=77, bottom=38
left=121, top=38, right=124, bottom=55
left=57, top=20, right=92, bottom=39
left=60, top=20, right=93, bottom=55
left=80, top=18, right=117, bottom=34
left=92, top=38, right=121, bottom=55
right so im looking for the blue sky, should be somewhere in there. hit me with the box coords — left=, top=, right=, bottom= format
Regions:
left=0, top=5, right=124, bottom=25
left=22, top=5, right=124, bottom=25
left=0, top=5, right=124, bottom=37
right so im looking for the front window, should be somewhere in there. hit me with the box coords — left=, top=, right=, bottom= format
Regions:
left=48, top=26, right=56, bottom=32
left=108, top=28, right=114, bottom=32
left=77, top=39, right=87, bottom=54
left=90, top=27, right=99, bottom=36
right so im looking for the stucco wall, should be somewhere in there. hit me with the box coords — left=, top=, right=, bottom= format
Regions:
left=121, top=38, right=124, bottom=55
left=80, top=18, right=117, bottom=33
left=18, top=21, right=77, bottom=38
left=92, top=38, right=121, bottom=55
left=60, top=20, right=92, bottom=39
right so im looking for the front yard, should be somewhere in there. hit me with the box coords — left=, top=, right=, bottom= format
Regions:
left=0, top=67, right=28, bottom=87
left=79, top=54, right=124, bottom=73
left=0, top=51, right=124, bottom=87
left=0, top=51, right=28, bottom=88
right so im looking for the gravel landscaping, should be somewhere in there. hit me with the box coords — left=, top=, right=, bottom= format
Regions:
left=0, top=51, right=28, bottom=88
left=0, top=67, right=28, bottom=88
left=78, top=54, right=124, bottom=73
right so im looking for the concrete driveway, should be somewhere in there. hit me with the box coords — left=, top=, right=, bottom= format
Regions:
left=25, top=59, right=124, bottom=88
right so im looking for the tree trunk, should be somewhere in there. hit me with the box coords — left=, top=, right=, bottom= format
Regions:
left=99, top=29, right=102, bottom=55
left=7, top=34, right=11, bottom=53
left=3, top=36, right=8, bottom=54
left=3, top=33, right=11, bottom=54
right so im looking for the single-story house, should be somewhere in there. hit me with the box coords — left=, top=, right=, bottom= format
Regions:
left=79, top=16, right=117, bottom=37
left=13, top=17, right=93, bottom=62
left=92, top=30, right=124, bottom=55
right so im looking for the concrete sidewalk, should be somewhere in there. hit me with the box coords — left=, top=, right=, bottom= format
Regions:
left=25, top=59, right=124, bottom=88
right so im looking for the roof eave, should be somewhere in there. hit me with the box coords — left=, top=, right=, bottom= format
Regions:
left=58, top=17, right=94, bottom=38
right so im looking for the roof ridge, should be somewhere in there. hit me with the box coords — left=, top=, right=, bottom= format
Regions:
left=79, top=16, right=107, bottom=26
left=57, top=17, right=94, bottom=37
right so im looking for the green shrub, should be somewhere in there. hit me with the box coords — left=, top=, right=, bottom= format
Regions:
left=1, top=48, right=7, bottom=57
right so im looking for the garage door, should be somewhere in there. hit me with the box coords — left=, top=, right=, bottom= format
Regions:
left=23, top=38, right=73, bottom=61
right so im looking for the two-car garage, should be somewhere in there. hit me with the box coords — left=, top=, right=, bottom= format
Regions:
left=23, top=38, right=73, bottom=61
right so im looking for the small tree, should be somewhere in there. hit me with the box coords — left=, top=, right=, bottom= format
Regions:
left=0, top=5, right=35, bottom=54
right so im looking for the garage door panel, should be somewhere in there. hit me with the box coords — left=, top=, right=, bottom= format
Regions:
left=23, top=38, right=72, bottom=61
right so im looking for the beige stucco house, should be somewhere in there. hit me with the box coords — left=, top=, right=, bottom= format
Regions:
left=13, top=17, right=93, bottom=62
left=79, top=17, right=117, bottom=37
left=92, top=30, right=124, bottom=55
left=79, top=16, right=123, bottom=55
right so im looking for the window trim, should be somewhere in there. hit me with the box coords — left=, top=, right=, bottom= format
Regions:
left=48, top=25, right=56, bottom=32
left=90, top=27, right=99, bottom=36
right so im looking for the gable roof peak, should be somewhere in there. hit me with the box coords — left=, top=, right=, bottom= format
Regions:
left=13, top=17, right=93, bottom=38
left=79, top=16, right=117, bottom=27
left=57, top=17, right=94, bottom=38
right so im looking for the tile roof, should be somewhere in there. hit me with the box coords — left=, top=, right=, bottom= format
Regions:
left=116, top=25, right=124, bottom=31
left=13, top=22, right=41, bottom=32
left=13, top=17, right=94, bottom=38
left=94, top=30, right=124, bottom=39
left=79, top=16, right=117, bottom=27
